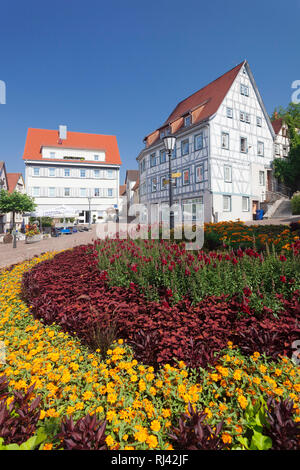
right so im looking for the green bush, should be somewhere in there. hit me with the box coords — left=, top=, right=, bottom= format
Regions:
left=291, top=192, right=300, bottom=215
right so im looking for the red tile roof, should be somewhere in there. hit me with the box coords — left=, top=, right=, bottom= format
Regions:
left=119, top=184, right=126, bottom=196
left=125, top=170, right=139, bottom=183
left=22, top=128, right=122, bottom=165
left=144, top=61, right=245, bottom=145
left=272, top=118, right=283, bottom=135
left=7, top=173, right=23, bottom=193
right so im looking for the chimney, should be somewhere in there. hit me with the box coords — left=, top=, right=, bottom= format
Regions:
left=59, top=125, right=67, bottom=141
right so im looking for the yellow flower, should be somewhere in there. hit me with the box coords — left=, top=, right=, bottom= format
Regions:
left=147, top=434, right=158, bottom=449
left=237, top=395, right=248, bottom=409
left=222, top=433, right=232, bottom=444
left=150, top=420, right=161, bottom=432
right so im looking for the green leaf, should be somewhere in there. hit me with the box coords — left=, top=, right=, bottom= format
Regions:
left=250, top=430, right=272, bottom=450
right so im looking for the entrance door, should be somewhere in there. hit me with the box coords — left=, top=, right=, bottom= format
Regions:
left=252, top=200, right=259, bottom=220
left=267, top=170, right=273, bottom=192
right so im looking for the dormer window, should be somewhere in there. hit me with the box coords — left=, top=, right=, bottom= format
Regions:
left=184, top=115, right=192, bottom=127
left=94, top=154, right=99, bottom=161
left=50, top=151, right=56, bottom=159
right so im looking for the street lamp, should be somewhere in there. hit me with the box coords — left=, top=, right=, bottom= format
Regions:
left=87, top=196, right=92, bottom=229
left=163, top=135, right=177, bottom=230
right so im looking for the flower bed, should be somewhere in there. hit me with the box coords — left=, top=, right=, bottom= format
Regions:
left=1, top=241, right=299, bottom=449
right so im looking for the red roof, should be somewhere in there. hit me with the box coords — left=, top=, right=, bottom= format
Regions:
left=7, top=173, right=23, bottom=193
left=119, top=184, right=126, bottom=196
left=22, top=128, right=122, bottom=165
left=145, top=61, right=245, bottom=144
left=272, top=118, right=283, bottom=135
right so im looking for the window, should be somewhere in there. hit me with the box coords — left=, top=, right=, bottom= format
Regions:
left=221, top=132, right=229, bottom=149
left=107, top=169, right=114, bottom=178
left=245, top=113, right=250, bottom=124
left=80, top=188, right=87, bottom=197
left=94, top=154, right=99, bottom=161
left=194, top=133, right=203, bottom=151
left=181, top=139, right=189, bottom=156
left=33, top=167, right=40, bottom=176
left=195, top=164, right=204, bottom=182
left=257, top=116, right=262, bottom=127
left=226, top=107, right=233, bottom=118
left=275, top=143, right=280, bottom=155
left=49, top=168, right=55, bottom=177
left=50, top=152, right=56, bottom=159
left=107, top=188, right=113, bottom=197
left=242, top=196, right=250, bottom=212
left=240, top=84, right=249, bottom=96
left=259, top=171, right=265, bottom=186
left=80, top=169, right=86, bottom=178
left=150, top=153, right=156, bottom=167
left=182, top=169, right=190, bottom=186
left=140, top=159, right=146, bottom=173
left=224, top=165, right=232, bottom=183
left=151, top=177, right=157, bottom=192
left=184, top=115, right=191, bottom=127
left=240, top=137, right=247, bottom=153
left=33, top=187, right=40, bottom=196
left=64, top=187, right=70, bottom=196
left=64, top=168, right=70, bottom=177
left=94, top=169, right=100, bottom=178
left=283, top=146, right=288, bottom=157
left=240, top=111, right=245, bottom=122
left=49, top=187, right=55, bottom=197
left=161, top=175, right=168, bottom=190
left=171, top=147, right=176, bottom=159
left=160, top=150, right=166, bottom=164
left=258, top=141, right=264, bottom=156
left=223, top=195, right=231, bottom=212
left=94, top=188, right=100, bottom=197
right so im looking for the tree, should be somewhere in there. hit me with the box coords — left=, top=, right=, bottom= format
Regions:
left=271, top=102, right=300, bottom=192
left=0, top=190, right=36, bottom=230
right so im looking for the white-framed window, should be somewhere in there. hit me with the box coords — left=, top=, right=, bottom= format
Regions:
left=64, top=187, right=70, bottom=196
left=240, top=137, right=247, bottom=153
left=80, top=169, right=86, bottom=178
left=240, top=111, right=245, bottom=122
left=94, top=188, right=100, bottom=197
left=150, top=153, right=156, bottom=167
left=194, top=133, right=203, bottom=151
left=80, top=188, right=87, bottom=197
left=182, top=168, right=190, bottom=185
left=171, top=147, right=176, bottom=159
left=64, top=168, right=70, bottom=177
left=259, top=171, right=265, bottom=186
left=161, top=175, right=168, bottom=190
left=48, top=168, right=55, bottom=177
left=245, top=113, right=250, bottom=123
left=151, top=177, right=157, bottom=192
left=49, top=187, right=55, bottom=197
left=221, top=132, right=229, bottom=149
left=275, top=143, right=280, bottom=155
left=242, top=196, right=250, bottom=212
left=94, top=154, right=99, bottom=161
left=224, top=165, right=232, bottom=183
left=240, top=84, right=249, bottom=96
left=181, top=139, right=189, bottom=156
left=50, top=151, right=56, bottom=159
left=226, top=107, right=233, bottom=118
left=195, top=164, right=204, bottom=182
left=107, top=169, right=114, bottom=178
left=107, top=188, right=113, bottom=197
left=94, top=169, right=100, bottom=178
left=223, top=195, right=231, bottom=212
left=283, top=146, right=288, bottom=157
left=257, top=116, right=262, bottom=127
left=258, top=141, right=264, bottom=156
left=184, top=115, right=191, bottom=127
left=140, top=159, right=146, bottom=173
left=33, top=167, right=40, bottom=176
left=33, top=187, right=40, bottom=196
left=160, top=150, right=166, bottom=164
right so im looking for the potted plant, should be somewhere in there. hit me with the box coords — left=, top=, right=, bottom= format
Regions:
left=25, top=223, right=42, bottom=244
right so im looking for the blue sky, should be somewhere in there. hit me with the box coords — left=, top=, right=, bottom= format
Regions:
left=0, top=0, right=299, bottom=183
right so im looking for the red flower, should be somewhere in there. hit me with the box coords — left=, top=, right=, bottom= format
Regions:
left=279, top=255, right=287, bottom=262
left=166, top=289, right=173, bottom=297
left=280, top=275, right=286, bottom=283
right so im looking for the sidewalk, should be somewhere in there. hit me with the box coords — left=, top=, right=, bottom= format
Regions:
left=0, top=227, right=97, bottom=270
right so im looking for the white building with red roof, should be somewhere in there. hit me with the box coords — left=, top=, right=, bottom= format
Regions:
left=137, top=60, right=275, bottom=223
left=272, top=116, right=290, bottom=160
left=23, top=126, right=122, bottom=224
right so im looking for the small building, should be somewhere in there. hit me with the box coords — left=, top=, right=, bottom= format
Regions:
left=23, top=126, right=122, bottom=224
left=6, top=173, right=26, bottom=230
left=272, top=117, right=290, bottom=159
left=0, top=161, right=8, bottom=233
left=125, top=170, right=139, bottom=213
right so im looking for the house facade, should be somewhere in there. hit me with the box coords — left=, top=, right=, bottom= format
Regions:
left=6, top=173, right=26, bottom=230
left=23, top=126, right=122, bottom=224
left=125, top=170, right=139, bottom=214
left=0, top=161, right=8, bottom=232
left=137, top=61, right=275, bottom=223
left=272, top=117, right=290, bottom=160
